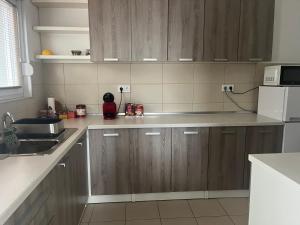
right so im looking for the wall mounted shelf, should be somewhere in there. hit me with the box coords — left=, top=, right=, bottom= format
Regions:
left=33, top=26, right=89, bottom=34
left=36, top=55, right=91, bottom=63
left=32, top=0, right=88, bottom=8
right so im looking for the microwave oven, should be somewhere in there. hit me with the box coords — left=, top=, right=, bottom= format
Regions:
left=264, top=65, right=300, bottom=86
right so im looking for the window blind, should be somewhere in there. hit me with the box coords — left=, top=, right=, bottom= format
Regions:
left=0, top=0, right=22, bottom=88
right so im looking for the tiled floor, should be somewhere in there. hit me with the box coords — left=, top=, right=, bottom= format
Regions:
left=80, top=198, right=249, bottom=225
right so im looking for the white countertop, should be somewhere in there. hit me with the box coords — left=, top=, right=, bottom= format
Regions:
left=0, top=113, right=282, bottom=224
left=64, top=113, right=283, bottom=129
left=249, top=153, right=300, bottom=186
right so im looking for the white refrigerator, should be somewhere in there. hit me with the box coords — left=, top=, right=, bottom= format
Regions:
left=258, top=86, right=300, bottom=153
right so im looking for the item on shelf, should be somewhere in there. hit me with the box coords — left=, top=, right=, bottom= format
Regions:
left=58, top=112, right=68, bottom=120
left=41, top=49, right=54, bottom=55
left=135, top=104, right=144, bottom=117
left=85, top=49, right=91, bottom=56
left=102, top=93, right=117, bottom=120
left=125, top=103, right=135, bottom=116
left=67, top=111, right=76, bottom=119
left=76, top=104, right=87, bottom=118
left=71, top=50, right=82, bottom=56
left=47, top=97, right=56, bottom=113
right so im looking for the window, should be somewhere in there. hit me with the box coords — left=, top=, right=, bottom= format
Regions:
left=0, top=0, right=24, bottom=101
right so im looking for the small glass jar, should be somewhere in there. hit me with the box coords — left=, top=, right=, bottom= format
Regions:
left=76, top=104, right=87, bottom=118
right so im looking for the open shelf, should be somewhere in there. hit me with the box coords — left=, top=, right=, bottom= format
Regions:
left=32, top=0, right=88, bottom=8
left=33, top=26, right=89, bottom=34
left=36, top=55, right=91, bottom=63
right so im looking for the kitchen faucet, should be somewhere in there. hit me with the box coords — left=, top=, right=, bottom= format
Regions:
left=2, top=112, right=15, bottom=129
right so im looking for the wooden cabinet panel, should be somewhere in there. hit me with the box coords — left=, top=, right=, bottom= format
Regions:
left=204, top=0, right=241, bottom=61
left=88, top=0, right=131, bottom=61
left=168, top=0, right=204, bottom=61
left=238, top=0, right=275, bottom=61
left=132, top=128, right=172, bottom=193
left=89, top=129, right=131, bottom=195
left=244, top=126, right=283, bottom=188
left=172, top=128, right=209, bottom=191
left=208, top=127, right=246, bottom=190
left=131, top=0, right=168, bottom=61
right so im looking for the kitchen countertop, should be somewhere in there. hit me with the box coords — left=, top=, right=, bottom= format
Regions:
left=249, top=153, right=300, bottom=186
left=0, top=113, right=283, bottom=224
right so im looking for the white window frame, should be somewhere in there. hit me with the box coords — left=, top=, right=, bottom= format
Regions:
left=0, top=0, right=33, bottom=103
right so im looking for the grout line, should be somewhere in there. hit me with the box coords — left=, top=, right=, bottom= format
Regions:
left=156, top=201, right=163, bottom=225
left=216, top=199, right=237, bottom=225
left=186, top=199, right=199, bottom=225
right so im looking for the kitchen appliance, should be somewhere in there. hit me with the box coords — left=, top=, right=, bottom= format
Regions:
left=263, top=65, right=300, bottom=86
left=258, top=86, right=300, bottom=153
left=13, top=118, right=64, bottom=138
left=102, top=92, right=117, bottom=120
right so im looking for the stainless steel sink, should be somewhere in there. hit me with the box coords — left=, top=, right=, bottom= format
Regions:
left=1, top=128, right=77, bottom=157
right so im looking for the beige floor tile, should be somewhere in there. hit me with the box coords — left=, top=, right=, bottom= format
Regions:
left=89, top=222, right=125, bottom=225
left=161, top=218, right=197, bottom=225
left=188, top=199, right=226, bottom=217
left=91, top=203, right=126, bottom=222
left=126, top=202, right=160, bottom=220
left=81, top=204, right=94, bottom=222
left=218, top=198, right=249, bottom=215
left=230, top=215, right=249, bottom=225
left=158, top=200, right=193, bottom=219
left=126, top=219, right=161, bottom=225
left=196, top=216, right=234, bottom=225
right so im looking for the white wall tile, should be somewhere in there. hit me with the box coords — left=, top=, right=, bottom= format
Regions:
left=99, top=64, right=131, bottom=84
left=43, top=63, right=64, bottom=85
left=45, top=85, right=66, bottom=104
left=64, top=64, right=98, bottom=84
left=194, top=63, right=225, bottom=83
left=163, top=64, right=194, bottom=83
left=225, top=64, right=256, bottom=83
left=163, top=84, right=194, bottom=103
left=65, top=85, right=99, bottom=105
left=163, top=104, right=193, bottom=112
left=193, top=84, right=223, bottom=103
left=131, top=64, right=162, bottom=84
left=131, top=84, right=163, bottom=104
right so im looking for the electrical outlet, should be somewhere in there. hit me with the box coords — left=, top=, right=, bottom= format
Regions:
left=118, top=85, right=130, bottom=93
left=222, top=84, right=234, bottom=92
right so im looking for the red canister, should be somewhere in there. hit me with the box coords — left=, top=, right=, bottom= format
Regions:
left=76, top=104, right=87, bottom=117
left=135, top=104, right=144, bottom=117
left=125, top=103, right=135, bottom=116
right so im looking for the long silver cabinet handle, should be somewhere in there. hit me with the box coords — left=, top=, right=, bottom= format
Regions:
left=184, top=131, right=199, bottom=135
left=103, top=133, right=119, bottom=137
left=179, top=58, right=193, bottom=62
left=57, top=163, right=66, bottom=168
left=143, top=58, right=158, bottom=62
left=145, top=132, right=161, bottom=136
left=104, top=58, right=119, bottom=62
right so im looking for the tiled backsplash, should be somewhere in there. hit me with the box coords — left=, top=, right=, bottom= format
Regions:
left=43, top=63, right=265, bottom=114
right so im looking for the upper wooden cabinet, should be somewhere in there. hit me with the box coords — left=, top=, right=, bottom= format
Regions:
left=168, top=0, right=204, bottom=61
left=172, top=128, right=209, bottom=191
left=204, top=0, right=241, bottom=62
left=131, top=0, right=168, bottom=61
left=238, top=0, right=275, bottom=62
left=88, top=0, right=131, bottom=62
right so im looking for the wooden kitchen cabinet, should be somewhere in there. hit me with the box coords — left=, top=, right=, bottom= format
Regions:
left=4, top=133, right=88, bottom=225
left=88, top=0, right=131, bottom=62
left=89, top=129, right=131, bottom=195
left=131, top=128, right=172, bottom=193
left=243, top=126, right=283, bottom=188
left=238, top=0, right=275, bottom=61
left=172, top=128, right=209, bottom=191
left=168, top=0, right=204, bottom=61
left=204, top=0, right=241, bottom=62
left=131, top=0, right=168, bottom=61
left=208, top=127, right=246, bottom=190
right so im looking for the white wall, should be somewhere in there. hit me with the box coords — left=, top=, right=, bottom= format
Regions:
left=272, top=0, right=300, bottom=62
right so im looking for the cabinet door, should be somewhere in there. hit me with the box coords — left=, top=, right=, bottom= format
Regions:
left=172, top=128, right=209, bottom=191
left=131, top=0, right=168, bottom=61
left=238, top=0, right=275, bottom=61
left=88, top=0, right=131, bottom=62
left=204, top=0, right=241, bottom=61
left=132, top=128, right=172, bottom=193
left=89, top=129, right=131, bottom=195
left=168, top=0, right=204, bottom=61
left=244, top=126, right=283, bottom=188
left=208, top=127, right=246, bottom=190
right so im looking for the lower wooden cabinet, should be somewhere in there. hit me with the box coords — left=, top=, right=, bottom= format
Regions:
left=243, top=126, right=283, bottom=188
left=89, top=129, right=131, bottom=195
left=131, top=128, right=172, bottom=193
left=208, top=127, right=246, bottom=190
left=4, top=133, right=88, bottom=225
left=172, top=128, right=209, bottom=191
